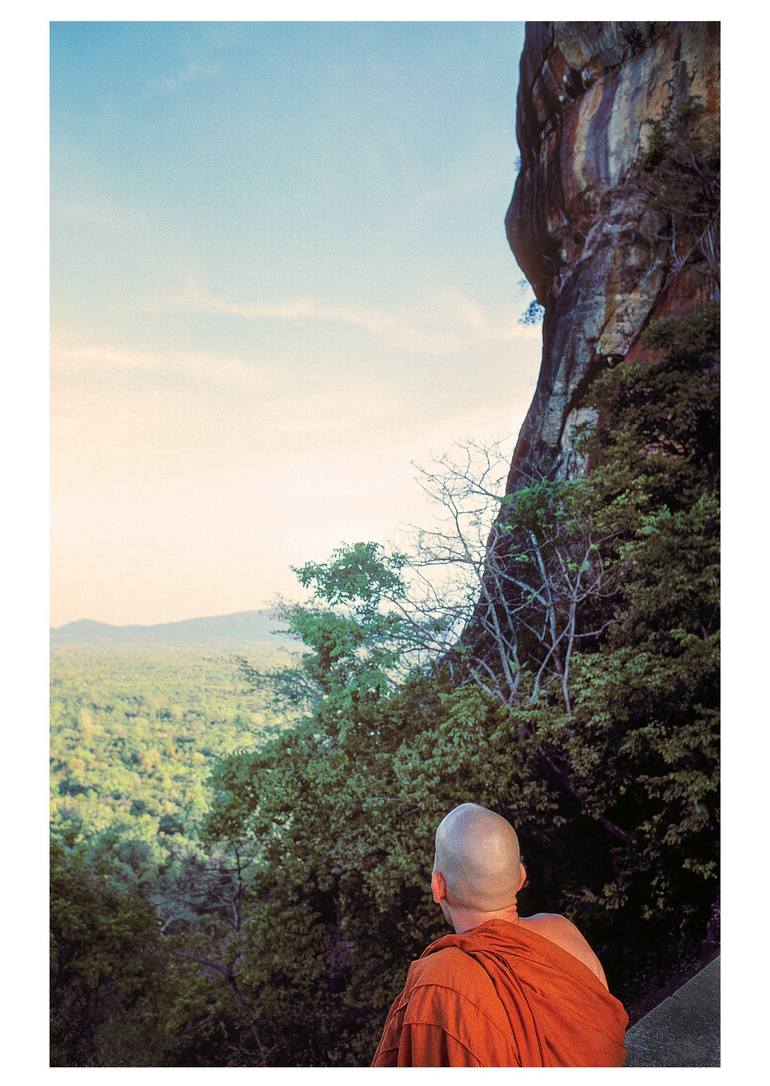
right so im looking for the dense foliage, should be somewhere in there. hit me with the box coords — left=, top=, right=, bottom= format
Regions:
left=49, top=645, right=296, bottom=1065
left=50, top=645, right=291, bottom=855
left=50, top=841, right=167, bottom=1066
left=639, top=95, right=720, bottom=296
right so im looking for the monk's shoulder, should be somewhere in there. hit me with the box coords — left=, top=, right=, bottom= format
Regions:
left=520, top=913, right=607, bottom=987
left=406, top=948, right=515, bottom=1045
left=409, top=948, right=507, bottom=1012
left=409, top=946, right=486, bottom=991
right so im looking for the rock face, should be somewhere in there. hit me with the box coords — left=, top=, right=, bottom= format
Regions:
left=505, top=21, right=720, bottom=485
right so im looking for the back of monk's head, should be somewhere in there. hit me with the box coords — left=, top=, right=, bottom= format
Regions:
left=434, top=803, right=522, bottom=912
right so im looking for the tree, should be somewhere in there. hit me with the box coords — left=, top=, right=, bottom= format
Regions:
left=50, top=842, right=167, bottom=1066
left=638, top=96, right=720, bottom=298
left=235, top=541, right=436, bottom=735
left=406, top=443, right=621, bottom=712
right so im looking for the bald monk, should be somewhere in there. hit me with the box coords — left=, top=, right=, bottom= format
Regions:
left=372, top=803, right=628, bottom=1067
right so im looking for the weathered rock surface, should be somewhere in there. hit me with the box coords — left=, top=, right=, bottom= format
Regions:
left=625, top=956, right=720, bottom=1066
left=505, top=21, right=720, bottom=485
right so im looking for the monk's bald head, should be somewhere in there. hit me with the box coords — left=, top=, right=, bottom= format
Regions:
left=433, top=803, right=522, bottom=912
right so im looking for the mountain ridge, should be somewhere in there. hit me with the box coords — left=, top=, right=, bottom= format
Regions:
left=50, top=608, right=295, bottom=648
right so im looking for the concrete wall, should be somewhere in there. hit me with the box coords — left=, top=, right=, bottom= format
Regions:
left=625, top=957, right=719, bottom=1067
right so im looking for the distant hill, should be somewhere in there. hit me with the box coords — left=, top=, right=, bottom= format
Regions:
left=50, top=609, right=297, bottom=649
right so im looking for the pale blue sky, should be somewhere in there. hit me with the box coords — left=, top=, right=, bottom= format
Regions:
left=51, top=21, right=542, bottom=626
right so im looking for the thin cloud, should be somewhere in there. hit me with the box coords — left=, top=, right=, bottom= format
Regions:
left=218, top=295, right=464, bottom=356
left=51, top=342, right=406, bottom=439
left=207, top=294, right=393, bottom=337
left=51, top=343, right=265, bottom=390
left=438, top=287, right=542, bottom=344
left=144, top=60, right=217, bottom=94
left=142, top=281, right=540, bottom=356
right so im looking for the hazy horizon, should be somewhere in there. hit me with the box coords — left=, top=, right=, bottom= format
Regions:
left=51, top=21, right=541, bottom=627
left=51, top=606, right=275, bottom=629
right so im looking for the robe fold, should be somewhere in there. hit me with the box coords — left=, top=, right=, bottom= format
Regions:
left=372, top=919, right=628, bottom=1067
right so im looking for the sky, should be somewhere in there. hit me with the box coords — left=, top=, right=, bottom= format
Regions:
left=50, top=20, right=542, bottom=627
left=21, top=4, right=756, bottom=1067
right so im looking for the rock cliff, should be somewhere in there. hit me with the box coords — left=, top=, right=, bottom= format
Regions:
left=505, top=21, right=720, bottom=485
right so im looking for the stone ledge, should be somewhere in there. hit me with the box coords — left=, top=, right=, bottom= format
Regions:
left=625, top=956, right=720, bottom=1067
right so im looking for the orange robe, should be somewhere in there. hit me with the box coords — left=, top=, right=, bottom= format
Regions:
left=372, top=919, right=628, bottom=1067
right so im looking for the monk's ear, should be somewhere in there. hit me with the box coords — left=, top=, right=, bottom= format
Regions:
left=431, top=870, right=447, bottom=903
left=517, top=863, right=527, bottom=892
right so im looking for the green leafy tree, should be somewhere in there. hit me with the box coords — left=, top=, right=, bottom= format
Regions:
left=50, top=842, right=167, bottom=1066
left=236, top=542, right=424, bottom=732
